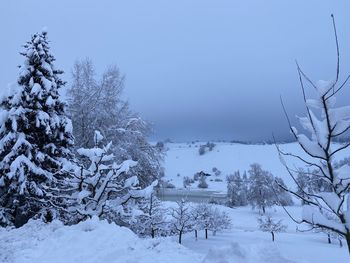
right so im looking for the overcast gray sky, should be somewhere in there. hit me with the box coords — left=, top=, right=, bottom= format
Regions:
left=1, top=1, right=350, bottom=142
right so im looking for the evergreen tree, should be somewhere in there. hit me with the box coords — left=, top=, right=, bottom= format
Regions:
left=0, top=30, right=74, bottom=227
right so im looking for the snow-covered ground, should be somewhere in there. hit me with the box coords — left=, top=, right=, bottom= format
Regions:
left=0, top=216, right=201, bottom=263
left=163, top=142, right=350, bottom=192
left=181, top=205, right=349, bottom=263
left=1, top=141, right=349, bottom=263
left=1, top=204, right=348, bottom=263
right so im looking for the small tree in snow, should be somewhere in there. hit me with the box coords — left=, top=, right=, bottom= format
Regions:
left=210, top=207, right=231, bottom=236
left=171, top=199, right=193, bottom=244
left=247, top=163, right=275, bottom=214
left=134, top=193, right=167, bottom=238
left=258, top=215, right=287, bottom=242
left=276, top=15, right=350, bottom=253
left=0, top=30, right=74, bottom=227
left=192, top=203, right=213, bottom=239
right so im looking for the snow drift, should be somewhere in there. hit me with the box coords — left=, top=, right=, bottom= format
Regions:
left=0, top=217, right=201, bottom=263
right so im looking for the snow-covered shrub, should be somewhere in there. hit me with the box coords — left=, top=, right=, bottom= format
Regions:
left=258, top=214, right=286, bottom=242
left=198, top=176, right=208, bottom=189
left=0, top=30, right=75, bottom=227
left=207, top=142, right=215, bottom=151
left=198, top=142, right=216, bottom=156
left=71, top=131, right=156, bottom=224
left=198, top=145, right=206, bottom=155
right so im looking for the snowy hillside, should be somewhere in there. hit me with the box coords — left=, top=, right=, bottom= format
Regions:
left=163, top=142, right=350, bottom=192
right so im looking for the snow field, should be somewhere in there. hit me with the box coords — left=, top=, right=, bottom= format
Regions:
left=163, top=142, right=350, bottom=192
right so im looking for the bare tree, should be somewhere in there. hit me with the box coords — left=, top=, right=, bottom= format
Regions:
left=276, top=15, right=350, bottom=253
left=258, top=215, right=287, bottom=242
left=171, top=199, right=193, bottom=244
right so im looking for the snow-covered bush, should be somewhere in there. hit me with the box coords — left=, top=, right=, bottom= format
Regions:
left=0, top=30, right=75, bottom=227
left=198, top=145, right=206, bottom=155
left=198, top=142, right=216, bottom=156
left=71, top=131, right=156, bottom=224
left=258, top=214, right=286, bottom=242
left=198, top=175, right=208, bottom=189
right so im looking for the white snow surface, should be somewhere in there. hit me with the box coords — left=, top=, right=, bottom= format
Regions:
left=1, top=205, right=348, bottom=263
left=0, top=216, right=201, bottom=263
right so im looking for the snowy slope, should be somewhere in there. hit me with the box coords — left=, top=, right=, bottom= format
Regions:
left=163, top=142, right=350, bottom=192
left=0, top=217, right=201, bottom=263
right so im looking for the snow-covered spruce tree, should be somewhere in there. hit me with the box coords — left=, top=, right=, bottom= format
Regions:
left=276, top=15, right=350, bottom=253
left=0, top=30, right=74, bottom=227
left=258, top=214, right=287, bottom=242
left=72, top=131, right=157, bottom=223
left=247, top=163, right=275, bottom=214
left=171, top=199, right=193, bottom=244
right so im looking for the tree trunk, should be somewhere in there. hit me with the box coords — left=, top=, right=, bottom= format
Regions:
left=151, top=228, right=155, bottom=239
left=262, top=206, right=265, bottom=214
left=271, top=232, right=275, bottom=242
left=205, top=229, right=208, bottom=239
left=339, top=238, right=343, bottom=248
left=327, top=233, right=331, bottom=244
left=195, top=230, right=198, bottom=241
left=179, top=231, right=182, bottom=244
left=346, top=233, right=350, bottom=254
